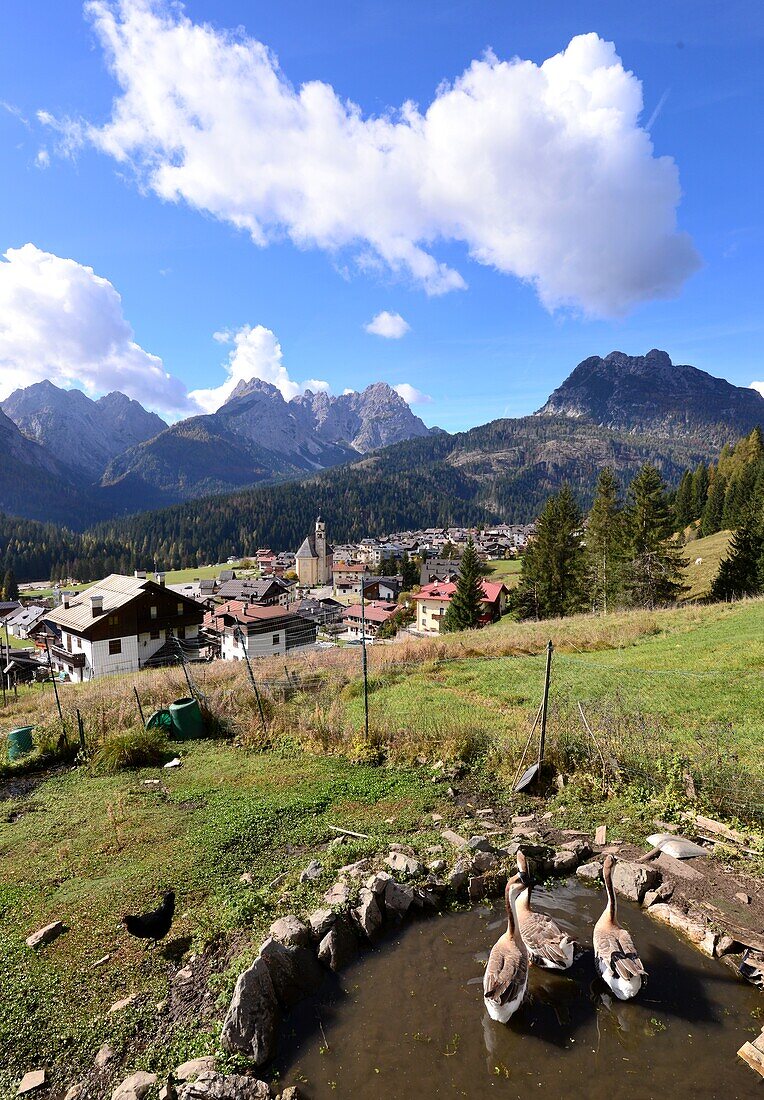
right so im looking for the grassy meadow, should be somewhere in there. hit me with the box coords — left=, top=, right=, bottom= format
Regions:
left=680, top=528, right=732, bottom=601
left=0, top=596, right=762, bottom=1094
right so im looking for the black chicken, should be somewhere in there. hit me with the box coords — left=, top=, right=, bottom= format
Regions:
left=122, top=890, right=175, bottom=945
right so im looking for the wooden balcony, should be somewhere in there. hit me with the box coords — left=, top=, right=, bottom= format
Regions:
left=50, top=644, right=86, bottom=669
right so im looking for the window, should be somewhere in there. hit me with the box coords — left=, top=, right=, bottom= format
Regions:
left=150, top=628, right=160, bottom=640
left=272, top=633, right=280, bottom=646
left=177, top=603, right=184, bottom=616
left=108, top=639, right=122, bottom=656
left=76, top=637, right=82, bottom=650
left=108, top=615, right=119, bottom=626
left=177, top=626, right=186, bottom=639
left=150, top=605, right=158, bottom=620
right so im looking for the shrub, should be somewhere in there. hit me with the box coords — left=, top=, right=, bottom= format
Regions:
left=90, top=727, right=170, bottom=774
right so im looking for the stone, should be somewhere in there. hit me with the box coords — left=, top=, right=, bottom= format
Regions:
left=385, top=852, right=423, bottom=876
left=220, top=956, right=281, bottom=1066
left=179, top=1072, right=271, bottom=1099
left=428, top=859, right=447, bottom=874
left=642, top=881, right=674, bottom=907
left=16, top=1070, right=46, bottom=1095
left=240, top=872, right=255, bottom=885
left=653, top=852, right=705, bottom=881
left=95, top=1043, right=115, bottom=1068
left=576, top=861, right=602, bottom=883
left=269, top=916, right=310, bottom=948
left=156, top=1000, right=168, bottom=1014
left=366, top=870, right=392, bottom=895
left=317, top=917, right=358, bottom=972
left=64, top=1085, right=86, bottom=1100
left=468, top=872, right=506, bottom=901
left=441, top=829, right=469, bottom=849
left=176, top=1058, right=218, bottom=1081
left=448, top=859, right=471, bottom=893
left=260, top=938, right=323, bottom=1007
left=594, top=825, right=607, bottom=845
left=323, top=881, right=352, bottom=908
left=551, top=850, right=579, bottom=875
left=471, top=850, right=497, bottom=874
left=328, top=835, right=347, bottom=849
left=278, top=1089, right=301, bottom=1100
left=308, top=909, right=335, bottom=941
left=299, top=860, right=322, bottom=883
left=383, top=878, right=416, bottom=916
left=735, top=892, right=752, bottom=905
left=338, top=859, right=371, bottom=878
left=467, top=836, right=494, bottom=853
left=351, top=888, right=383, bottom=939
left=560, top=838, right=592, bottom=860
left=425, top=845, right=444, bottom=856
left=611, top=860, right=659, bottom=904
left=715, top=934, right=741, bottom=957
left=667, top=907, right=709, bottom=946
left=513, top=814, right=535, bottom=825
left=25, top=920, right=67, bottom=949
left=109, top=993, right=138, bottom=1014
left=647, top=902, right=672, bottom=925
left=111, top=1072, right=157, bottom=1100
left=699, top=930, right=719, bottom=958
left=173, top=965, right=194, bottom=984
left=431, top=813, right=443, bottom=822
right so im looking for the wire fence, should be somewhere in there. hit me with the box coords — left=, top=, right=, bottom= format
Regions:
left=2, top=625, right=762, bottom=827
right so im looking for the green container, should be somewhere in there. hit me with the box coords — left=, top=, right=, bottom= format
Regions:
left=169, top=697, right=204, bottom=741
left=7, top=726, right=34, bottom=762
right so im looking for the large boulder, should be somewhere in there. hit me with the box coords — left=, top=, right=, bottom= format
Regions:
left=383, top=878, right=415, bottom=917
left=220, top=957, right=281, bottom=1066
left=111, top=1072, right=157, bottom=1100
left=175, top=1058, right=218, bottom=1082
left=611, top=860, right=660, bottom=904
left=351, top=888, right=383, bottom=939
left=25, top=921, right=67, bottom=950
left=179, top=1072, right=271, bottom=1099
left=308, top=909, right=335, bottom=942
left=268, top=917, right=310, bottom=948
left=317, top=917, right=358, bottom=972
left=259, top=938, right=323, bottom=1007
left=385, top=852, right=423, bottom=876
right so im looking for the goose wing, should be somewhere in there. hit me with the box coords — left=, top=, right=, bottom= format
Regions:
left=519, top=911, right=574, bottom=967
left=483, top=940, right=528, bottom=1007
left=594, top=925, right=647, bottom=980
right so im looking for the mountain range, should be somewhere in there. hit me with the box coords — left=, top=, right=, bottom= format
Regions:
left=1, top=350, right=762, bottom=532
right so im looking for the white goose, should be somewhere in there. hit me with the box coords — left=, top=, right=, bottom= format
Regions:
left=593, top=854, right=647, bottom=1000
left=483, top=875, right=528, bottom=1023
left=514, top=850, right=575, bottom=970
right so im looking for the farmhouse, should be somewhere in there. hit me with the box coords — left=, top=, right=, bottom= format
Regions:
left=332, top=562, right=366, bottom=597
left=45, top=574, right=204, bottom=681
left=411, top=579, right=509, bottom=634
left=216, top=577, right=293, bottom=606
left=206, top=600, right=318, bottom=660
left=5, top=604, right=47, bottom=640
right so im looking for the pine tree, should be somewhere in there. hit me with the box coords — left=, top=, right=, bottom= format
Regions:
left=2, top=568, right=18, bottom=602
left=625, top=465, right=688, bottom=607
left=673, top=470, right=694, bottom=531
left=514, top=485, right=586, bottom=620
left=710, top=521, right=763, bottom=601
left=700, top=472, right=726, bottom=537
left=585, top=468, right=627, bottom=614
left=442, top=536, right=485, bottom=632
left=690, top=463, right=709, bottom=522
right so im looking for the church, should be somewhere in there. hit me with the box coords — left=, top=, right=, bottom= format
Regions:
left=295, top=517, right=333, bottom=587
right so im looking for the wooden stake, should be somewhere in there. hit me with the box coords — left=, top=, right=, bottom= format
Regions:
left=536, top=641, right=553, bottom=773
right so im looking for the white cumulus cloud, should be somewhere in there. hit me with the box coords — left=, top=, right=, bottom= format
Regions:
left=751, top=382, right=764, bottom=398
left=189, top=324, right=329, bottom=411
left=58, top=2, right=700, bottom=317
left=394, top=383, right=432, bottom=406
left=0, top=242, right=189, bottom=411
left=365, top=311, right=410, bottom=339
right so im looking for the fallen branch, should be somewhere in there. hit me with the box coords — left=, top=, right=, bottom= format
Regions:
left=328, top=825, right=370, bottom=840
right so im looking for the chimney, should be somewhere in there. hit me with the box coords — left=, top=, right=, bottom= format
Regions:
left=90, top=594, right=104, bottom=617
left=156, top=572, right=165, bottom=587
left=63, top=595, right=70, bottom=609
left=134, top=569, right=147, bottom=580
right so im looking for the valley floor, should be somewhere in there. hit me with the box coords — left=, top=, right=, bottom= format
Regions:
left=0, top=596, right=762, bottom=1096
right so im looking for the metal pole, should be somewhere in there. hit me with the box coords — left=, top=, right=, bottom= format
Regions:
left=360, top=569, right=369, bottom=742
left=133, top=686, right=146, bottom=727
left=43, top=633, right=66, bottom=736
left=76, top=708, right=86, bottom=754
left=536, top=640, right=553, bottom=774
left=236, top=627, right=267, bottom=734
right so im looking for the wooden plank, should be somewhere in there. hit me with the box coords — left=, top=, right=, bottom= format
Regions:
left=692, top=814, right=747, bottom=845
left=595, top=825, right=607, bottom=845
left=738, top=1041, right=764, bottom=1078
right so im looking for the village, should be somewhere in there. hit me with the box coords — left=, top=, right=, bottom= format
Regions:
left=0, top=519, right=533, bottom=686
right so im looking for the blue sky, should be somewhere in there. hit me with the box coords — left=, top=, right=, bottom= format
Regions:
left=0, top=0, right=762, bottom=430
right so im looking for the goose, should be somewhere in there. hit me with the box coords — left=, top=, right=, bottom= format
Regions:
left=483, top=875, right=529, bottom=1022
left=593, top=854, right=647, bottom=1000
left=514, top=850, right=575, bottom=970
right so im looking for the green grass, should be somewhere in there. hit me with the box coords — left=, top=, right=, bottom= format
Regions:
left=21, top=563, right=260, bottom=599
left=1, top=633, right=36, bottom=650
left=485, top=558, right=522, bottom=586
left=0, top=743, right=440, bottom=1095
left=680, top=528, right=732, bottom=601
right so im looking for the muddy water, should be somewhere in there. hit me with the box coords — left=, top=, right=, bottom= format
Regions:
left=280, top=879, right=762, bottom=1099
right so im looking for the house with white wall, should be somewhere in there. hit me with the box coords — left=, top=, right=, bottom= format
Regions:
left=45, top=573, right=204, bottom=681
left=206, top=600, right=317, bottom=660
left=411, top=580, right=509, bottom=634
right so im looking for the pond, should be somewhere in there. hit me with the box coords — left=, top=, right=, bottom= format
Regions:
left=279, top=879, right=762, bottom=1099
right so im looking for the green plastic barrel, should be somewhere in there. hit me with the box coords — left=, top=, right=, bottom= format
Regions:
left=169, top=697, right=204, bottom=741
left=7, top=726, right=34, bottom=762
left=145, top=709, right=173, bottom=733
